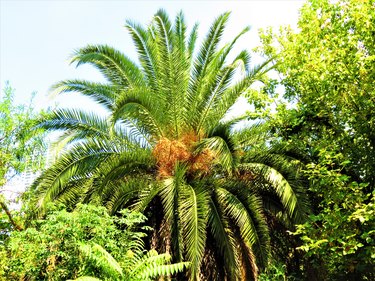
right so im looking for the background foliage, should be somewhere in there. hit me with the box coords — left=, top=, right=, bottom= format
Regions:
left=1, top=0, right=375, bottom=280
left=1, top=204, right=186, bottom=280
left=254, top=0, right=375, bottom=279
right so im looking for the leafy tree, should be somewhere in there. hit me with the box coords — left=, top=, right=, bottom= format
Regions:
left=258, top=0, right=375, bottom=187
left=31, top=10, right=309, bottom=280
left=2, top=204, right=185, bottom=280
left=294, top=152, right=374, bottom=280
left=256, top=0, right=375, bottom=279
left=0, top=82, right=46, bottom=231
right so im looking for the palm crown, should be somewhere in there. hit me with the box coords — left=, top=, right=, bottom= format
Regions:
left=32, top=10, right=308, bottom=281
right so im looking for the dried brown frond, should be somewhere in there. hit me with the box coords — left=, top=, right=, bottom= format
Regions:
left=152, top=132, right=216, bottom=178
left=190, top=149, right=216, bottom=174
left=153, top=137, right=192, bottom=177
left=237, top=169, right=256, bottom=182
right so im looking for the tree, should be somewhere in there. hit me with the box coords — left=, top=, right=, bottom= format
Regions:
left=0, top=82, right=46, bottom=231
left=31, top=10, right=309, bottom=280
left=256, top=0, right=375, bottom=279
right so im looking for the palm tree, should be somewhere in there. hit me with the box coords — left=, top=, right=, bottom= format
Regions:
left=31, top=10, right=309, bottom=280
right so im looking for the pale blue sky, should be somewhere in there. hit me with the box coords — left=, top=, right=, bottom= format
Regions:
left=0, top=0, right=304, bottom=110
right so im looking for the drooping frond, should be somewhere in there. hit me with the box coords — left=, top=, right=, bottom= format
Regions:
left=195, top=136, right=235, bottom=173
left=216, top=187, right=270, bottom=269
left=50, top=80, right=118, bottom=110
left=70, top=45, right=144, bottom=87
left=239, top=162, right=303, bottom=222
left=180, top=183, right=209, bottom=280
left=208, top=196, right=239, bottom=280
left=158, top=166, right=186, bottom=261
left=32, top=139, right=126, bottom=210
left=38, top=109, right=112, bottom=141
left=112, top=86, right=164, bottom=138
left=224, top=181, right=271, bottom=268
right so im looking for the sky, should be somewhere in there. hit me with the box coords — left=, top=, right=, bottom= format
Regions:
left=0, top=0, right=304, bottom=110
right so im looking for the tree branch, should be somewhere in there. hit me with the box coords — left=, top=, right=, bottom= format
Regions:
left=0, top=197, right=23, bottom=231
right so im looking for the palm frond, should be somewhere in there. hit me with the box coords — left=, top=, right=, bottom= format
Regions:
left=112, top=86, right=164, bottom=138
left=180, top=183, right=209, bottom=280
left=212, top=58, right=274, bottom=124
left=125, top=21, right=159, bottom=92
left=208, top=196, right=239, bottom=280
left=195, top=135, right=235, bottom=173
left=78, top=243, right=123, bottom=279
left=159, top=166, right=185, bottom=262
left=189, top=12, right=230, bottom=98
left=37, top=109, right=112, bottom=141
left=224, top=181, right=271, bottom=268
left=70, top=45, right=144, bottom=87
left=216, top=187, right=270, bottom=268
left=50, top=80, right=117, bottom=110
left=239, top=163, right=303, bottom=222
left=33, top=139, right=125, bottom=210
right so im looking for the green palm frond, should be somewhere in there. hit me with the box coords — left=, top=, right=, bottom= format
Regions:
left=240, top=162, right=304, bottom=222
left=180, top=183, right=209, bottom=280
left=38, top=109, right=112, bottom=140
left=208, top=196, right=239, bottom=280
left=125, top=21, right=159, bottom=92
left=112, top=86, right=164, bottom=137
left=196, top=136, right=235, bottom=173
left=189, top=12, right=230, bottom=97
left=212, top=58, right=274, bottom=125
left=159, top=166, right=185, bottom=262
left=102, top=179, right=148, bottom=215
left=216, top=187, right=270, bottom=268
left=50, top=79, right=117, bottom=110
left=70, top=45, right=144, bottom=87
left=77, top=243, right=123, bottom=279
left=187, top=22, right=199, bottom=60
left=224, top=181, right=271, bottom=268
left=232, top=122, right=270, bottom=150
left=33, top=139, right=125, bottom=209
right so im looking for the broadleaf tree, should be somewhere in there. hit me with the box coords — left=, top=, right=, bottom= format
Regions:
left=255, top=0, right=375, bottom=279
left=0, top=82, right=46, bottom=231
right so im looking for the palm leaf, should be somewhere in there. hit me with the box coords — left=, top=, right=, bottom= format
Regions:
left=180, top=183, right=209, bottom=280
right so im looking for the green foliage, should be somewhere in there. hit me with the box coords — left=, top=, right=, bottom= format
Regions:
left=258, top=262, right=289, bottom=281
left=71, top=244, right=189, bottom=281
left=256, top=0, right=375, bottom=279
left=0, top=82, right=46, bottom=232
left=258, top=0, right=375, bottom=186
left=2, top=204, right=154, bottom=280
left=0, top=82, right=45, bottom=185
left=29, top=10, right=309, bottom=280
left=293, top=152, right=374, bottom=280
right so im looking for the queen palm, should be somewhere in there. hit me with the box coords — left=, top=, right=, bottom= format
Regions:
left=31, top=11, right=309, bottom=280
